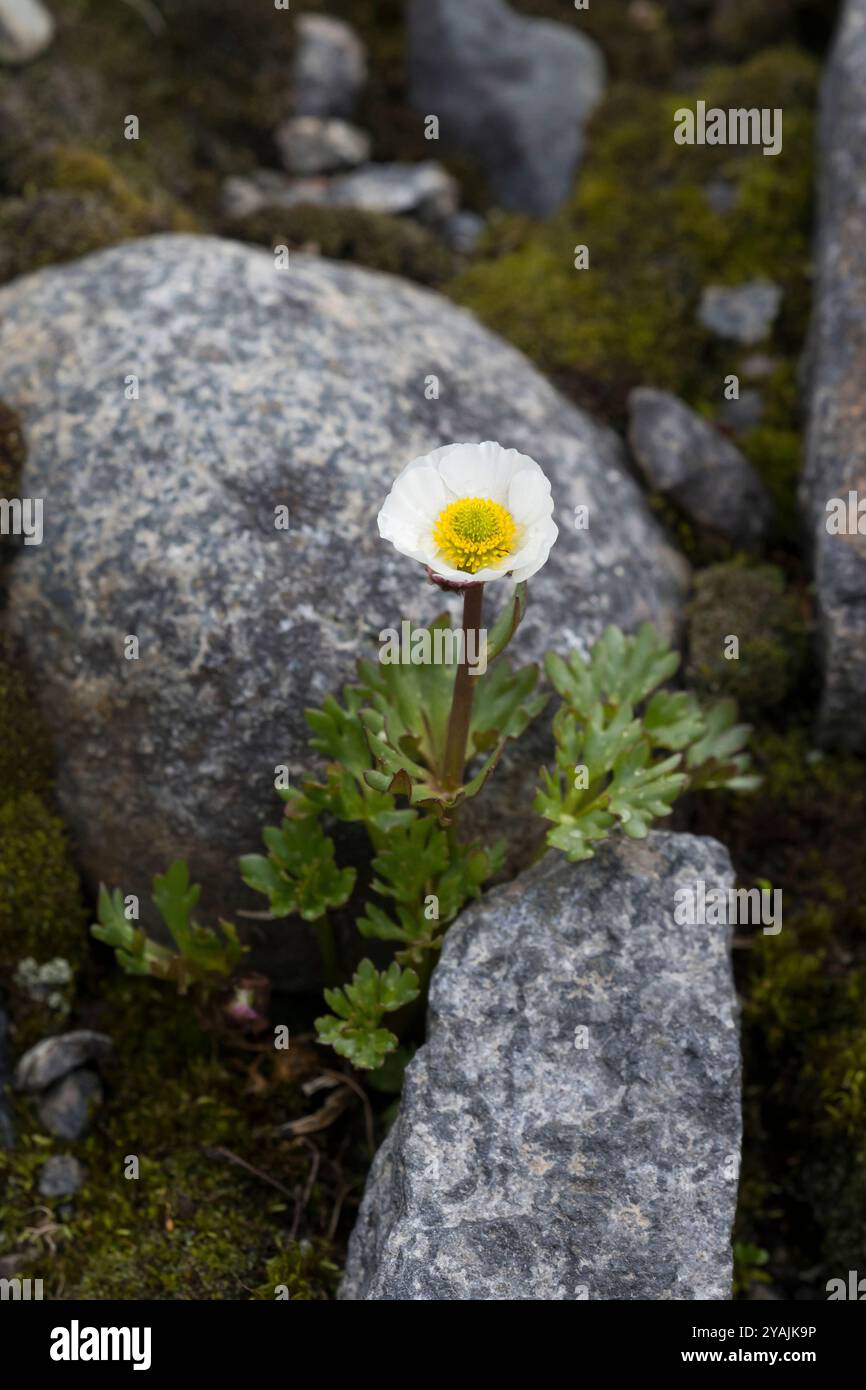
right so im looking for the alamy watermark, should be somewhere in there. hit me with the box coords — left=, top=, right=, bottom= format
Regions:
left=674, top=101, right=782, bottom=157
left=49, top=1320, right=151, bottom=1370
left=825, top=491, right=866, bottom=535
left=0, top=497, right=43, bottom=545
left=826, top=1270, right=866, bottom=1300
left=674, top=879, right=782, bottom=935
left=379, top=621, right=488, bottom=676
left=0, top=1276, right=43, bottom=1300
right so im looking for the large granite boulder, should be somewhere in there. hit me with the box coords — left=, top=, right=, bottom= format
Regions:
left=0, top=234, right=687, bottom=988
left=406, top=0, right=605, bottom=216
left=802, top=0, right=866, bottom=752
left=341, top=832, right=741, bottom=1301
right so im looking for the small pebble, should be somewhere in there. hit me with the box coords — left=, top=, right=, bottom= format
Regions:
left=699, top=279, right=783, bottom=345
left=275, top=116, right=371, bottom=176
left=38, top=1153, right=84, bottom=1198
left=14, top=1030, right=112, bottom=1092
left=38, top=1068, right=102, bottom=1140
left=718, top=388, right=764, bottom=433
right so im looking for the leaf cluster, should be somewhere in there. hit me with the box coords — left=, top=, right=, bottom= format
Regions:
left=536, top=624, right=758, bottom=861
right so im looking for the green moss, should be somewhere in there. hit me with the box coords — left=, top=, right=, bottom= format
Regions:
left=732, top=1240, right=772, bottom=1296
left=250, top=1244, right=341, bottom=1300
left=686, top=560, right=810, bottom=717
left=739, top=426, right=802, bottom=542
left=0, top=0, right=299, bottom=281
left=229, top=203, right=456, bottom=286
left=448, top=49, right=817, bottom=421
left=0, top=641, right=88, bottom=1041
left=0, top=981, right=351, bottom=1299
left=711, top=0, right=798, bottom=58
left=0, top=1117, right=300, bottom=1300
left=0, top=657, right=55, bottom=800
left=0, top=193, right=126, bottom=282
left=744, top=907, right=866, bottom=1275
left=514, top=0, right=677, bottom=84
left=688, top=721, right=866, bottom=1289
left=647, top=495, right=737, bottom=569
left=0, top=791, right=88, bottom=1044
left=0, top=139, right=196, bottom=283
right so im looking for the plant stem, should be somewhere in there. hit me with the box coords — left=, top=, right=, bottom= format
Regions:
left=442, top=583, right=484, bottom=791
left=315, top=915, right=338, bottom=986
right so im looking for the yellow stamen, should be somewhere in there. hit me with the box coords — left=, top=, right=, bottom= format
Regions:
left=433, top=496, right=516, bottom=574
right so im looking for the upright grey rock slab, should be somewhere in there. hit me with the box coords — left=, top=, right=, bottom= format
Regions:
left=802, top=0, right=866, bottom=751
left=0, top=235, right=687, bottom=989
left=341, top=833, right=741, bottom=1301
left=407, top=0, right=605, bottom=216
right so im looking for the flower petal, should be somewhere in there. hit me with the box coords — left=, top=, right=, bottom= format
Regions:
left=507, top=466, right=554, bottom=527
left=436, top=441, right=528, bottom=503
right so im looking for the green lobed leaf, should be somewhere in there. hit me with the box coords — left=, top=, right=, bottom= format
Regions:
left=315, top=958, right=420, bottom=1070
left=544, top=622, right=680, bottom=718
left=685, top=699, right=761, bottom=791
left=92, top=864, right=245, bottom=990
left=538, top=625, right=756, bottom=864
left=605, top=744, right=687, bottom=838
left=239, top=815, right=356, bottom=921
left=153, top=859, right=200, bottom=955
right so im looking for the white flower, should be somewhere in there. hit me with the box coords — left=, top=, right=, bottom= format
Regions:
left=377, top=441, right=558, bottom=584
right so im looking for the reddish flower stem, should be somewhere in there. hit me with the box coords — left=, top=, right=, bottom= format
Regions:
left=442, top=583, right=484, bottom=791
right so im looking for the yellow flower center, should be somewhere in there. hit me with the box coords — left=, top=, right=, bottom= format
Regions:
left=433, top=496, right=517, bottom=574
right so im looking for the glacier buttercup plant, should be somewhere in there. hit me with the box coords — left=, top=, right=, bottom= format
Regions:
left=93, top=441, right=759, bottom=1074
left=379, top=441, right=558, bottom=794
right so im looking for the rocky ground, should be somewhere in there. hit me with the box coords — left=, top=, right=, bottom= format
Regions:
left=1, top=0, right=864, bottom=1300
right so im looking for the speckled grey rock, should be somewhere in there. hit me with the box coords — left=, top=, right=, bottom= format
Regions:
left=801, top=0, right=866, bottom=752
left=699, top=280, right=782, bottom=345
left=38, top=1153, right=83, bottom=1199
left=274, top=116, right=371, bottom=176
left=628, top=387, right=772, bottom=547
left=326, top=162, right=459, bottom=224
left=340, top=832, right=741, bottom=1301
left=0, top=234, right=688, bottom=989
left=0, top=0, right=53, bottom=65
left=37, top=1068, right=102, bottom=1140
left=14, top=1031, right=112, bottom=1092
left=291, top=14, right=366, bottom=120
left=407, top=0, right=605, bottom=216
left=222, top=161, right=459, bottom=224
